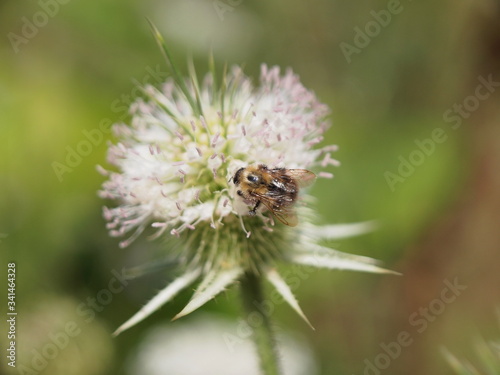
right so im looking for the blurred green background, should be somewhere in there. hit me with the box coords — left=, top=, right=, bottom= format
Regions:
left=1, top=0, right=500, bottom=374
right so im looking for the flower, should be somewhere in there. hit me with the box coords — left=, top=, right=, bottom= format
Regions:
left=99, top=42, right=397, bottom=336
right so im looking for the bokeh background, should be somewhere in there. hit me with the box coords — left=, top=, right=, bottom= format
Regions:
left=1, top=0, right=500, bottom=374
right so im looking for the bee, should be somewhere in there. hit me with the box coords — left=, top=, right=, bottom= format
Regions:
left=232, top=164, right=316, bottom=227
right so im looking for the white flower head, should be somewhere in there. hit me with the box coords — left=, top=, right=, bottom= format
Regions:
left=99, top=37, right=397, bottom=336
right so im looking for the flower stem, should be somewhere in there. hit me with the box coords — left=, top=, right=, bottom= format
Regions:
left=240, top=272, right=282, bottom=375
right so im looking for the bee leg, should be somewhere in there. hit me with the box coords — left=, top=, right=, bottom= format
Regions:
left=249, top=201, right=260, bottom=216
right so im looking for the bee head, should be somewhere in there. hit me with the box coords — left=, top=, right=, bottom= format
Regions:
left=246, top=174, right=260, bottom=185
left=233, top=166, right=265, bottom=188
left=244, top=167, right=264, bottom=187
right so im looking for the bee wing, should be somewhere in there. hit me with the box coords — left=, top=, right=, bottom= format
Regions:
left=272, top=208, right=298, bottom=227
left=253, top=193, right=299, bottom=227
left=287, top=169, right=316, bottom=188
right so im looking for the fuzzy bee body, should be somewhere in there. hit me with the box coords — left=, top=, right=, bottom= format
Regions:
left=233, top=164, right=315, bottom=226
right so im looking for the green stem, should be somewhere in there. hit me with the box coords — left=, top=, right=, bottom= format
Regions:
left=240, top=272, right=281, bottom=375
